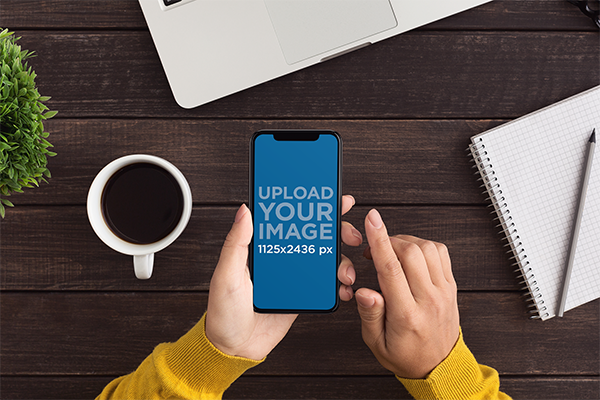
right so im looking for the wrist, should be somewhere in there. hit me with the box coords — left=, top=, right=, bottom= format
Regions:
left=397, top=328, right=497, bottom=400
left=163, top=313, right=263, bottom=395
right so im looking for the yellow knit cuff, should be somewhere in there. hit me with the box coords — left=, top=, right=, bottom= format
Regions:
left=397, top=329, right=502, bottom=400
left=158, top=313, right=263, bottom=398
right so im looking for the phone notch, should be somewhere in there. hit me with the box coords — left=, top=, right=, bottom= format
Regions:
left=273, top=131, right=320, bottom=141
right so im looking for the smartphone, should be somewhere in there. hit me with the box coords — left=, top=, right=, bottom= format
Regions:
left=249, top=130, right=342, bottom=313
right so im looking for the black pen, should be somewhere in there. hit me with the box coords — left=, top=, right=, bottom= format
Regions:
left=557, top=128, right=596, bottom=317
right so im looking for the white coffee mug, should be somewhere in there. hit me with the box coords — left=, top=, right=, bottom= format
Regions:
left=87, top=155, right=192, bottom=279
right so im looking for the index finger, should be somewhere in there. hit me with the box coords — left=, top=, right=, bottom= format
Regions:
left=364, top=209, right=415, bottom=310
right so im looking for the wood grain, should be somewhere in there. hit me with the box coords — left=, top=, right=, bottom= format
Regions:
left=1, top=205, right=515, bottom=291
left=2, top=1, right=599, bottom=398
left=1, top=292, right=597, bottom=376
left=1, top=376, right=598, bottom=400
left=6, top=119, right=501, bottom=206
left=3, top=0, right=597, bottom=31
left=10, top=31, right=598, bottom=118
left=229, top=376, right=600, bottom=400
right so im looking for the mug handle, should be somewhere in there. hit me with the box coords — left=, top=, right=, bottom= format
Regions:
left=134, top=254, right=154, bottom=279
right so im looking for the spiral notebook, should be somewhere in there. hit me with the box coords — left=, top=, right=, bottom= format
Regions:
left=469, top=85, right=600, bottom=320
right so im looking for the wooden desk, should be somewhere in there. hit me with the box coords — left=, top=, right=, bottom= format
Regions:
left=2, top=1, right=598, bottom=398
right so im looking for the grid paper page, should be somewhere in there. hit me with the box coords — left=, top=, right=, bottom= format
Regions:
left=471, top=85, right=600, bottom=320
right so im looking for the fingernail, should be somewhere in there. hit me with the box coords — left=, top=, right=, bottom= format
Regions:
left=235, top=204, right=248, bottom=222
left=345, top=286, right=353, bottom=298
left=346, top=271, right=355, bottom=286
left=367, top=209, right=383, bottom=229
left=356, top=292, right=375, bottom=308
left=352, top=227, right=363, bottom=240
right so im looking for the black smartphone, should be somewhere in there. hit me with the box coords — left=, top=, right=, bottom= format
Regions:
left=249, top=130, right=342, bottom=313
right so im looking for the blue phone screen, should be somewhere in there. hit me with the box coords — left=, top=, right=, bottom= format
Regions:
left=252, top=132, right=340, bottom=312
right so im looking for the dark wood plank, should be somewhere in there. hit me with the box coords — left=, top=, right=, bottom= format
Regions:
left=10, top=31, right=598, bottom=118
left=427, top=0, right=600, bottom=32
left=1, top=376, right=598, bottom=400
left=2, top=0, right=147, bottom=29
left=6, top=119, right=499, bottom=207
left=1, top=205, right=514, bottom=291
left=0, top=377, right=110, bottom=400
left=230, top=376, right=600, bottom=400
left=3, top=0, right=597, bottom=31
left=1, top=292, right=598, bottom=376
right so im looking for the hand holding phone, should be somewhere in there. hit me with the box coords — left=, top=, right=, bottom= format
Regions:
left=205, top=195, right=361, bottom=360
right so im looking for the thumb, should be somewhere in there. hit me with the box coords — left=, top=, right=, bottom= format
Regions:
left=215, top=204, right=253, bottom=277
left=355, top=288, right=386, bottom=349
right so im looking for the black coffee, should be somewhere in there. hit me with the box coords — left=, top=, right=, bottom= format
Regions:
left=101, top=163, right=184, bottom=244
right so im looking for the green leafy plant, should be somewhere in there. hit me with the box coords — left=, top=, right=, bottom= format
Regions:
left=0, top=28, right=57, bottom=218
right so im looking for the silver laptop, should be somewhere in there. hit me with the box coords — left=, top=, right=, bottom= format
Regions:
left=139, top=0, right=491, bottom=109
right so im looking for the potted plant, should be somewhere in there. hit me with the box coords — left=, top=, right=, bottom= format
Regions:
left=0, top=28, right=56, bottom=218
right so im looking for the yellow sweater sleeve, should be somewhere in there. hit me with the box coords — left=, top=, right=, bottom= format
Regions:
left=397, top=330, right=511, bottom=400
left=96, top=313, right=262, bottom=400
left=97, top=318, right=510, bottom=400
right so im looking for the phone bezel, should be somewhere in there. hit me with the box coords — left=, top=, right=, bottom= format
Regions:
left=249, top=129, right=342, bottom=314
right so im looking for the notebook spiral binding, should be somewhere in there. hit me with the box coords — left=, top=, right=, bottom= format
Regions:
left=469, top=138, right=549, bottom=320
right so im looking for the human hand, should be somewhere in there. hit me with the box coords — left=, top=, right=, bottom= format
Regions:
left=354, top=209, right=460, bottom=379
left=205, top=195, right=362, bottom=361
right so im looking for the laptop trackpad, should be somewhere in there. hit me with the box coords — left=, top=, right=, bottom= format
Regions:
left=264, top=0, right=398, bottom=65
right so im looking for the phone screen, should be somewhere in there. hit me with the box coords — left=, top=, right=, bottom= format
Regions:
left=250, top=130, right=341, bottom=313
